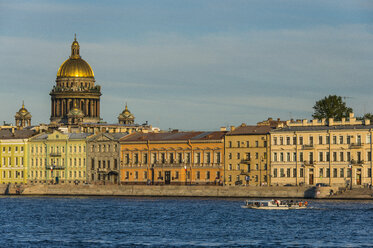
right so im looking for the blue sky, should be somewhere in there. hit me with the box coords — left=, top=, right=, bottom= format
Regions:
left=1, top=0, right=373, bottom=130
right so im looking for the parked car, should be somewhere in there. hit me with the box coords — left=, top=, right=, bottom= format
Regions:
left=316, top=183, right=329, bottom=187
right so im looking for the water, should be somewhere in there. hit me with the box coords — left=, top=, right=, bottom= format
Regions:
left=0, top=197, right=372, bottom=247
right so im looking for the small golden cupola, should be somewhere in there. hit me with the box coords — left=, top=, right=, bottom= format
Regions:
left=15, top=101, right=32, bottom=128
left=118, top=103, right=135, bottom=125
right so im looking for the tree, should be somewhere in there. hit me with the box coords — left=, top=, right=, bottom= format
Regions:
left=312, top=95, right=353, bottom=121
left=357, top=113, right=373, bottom=122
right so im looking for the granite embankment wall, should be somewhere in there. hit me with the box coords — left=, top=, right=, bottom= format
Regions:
left=0, top=184, right=340, bottom=198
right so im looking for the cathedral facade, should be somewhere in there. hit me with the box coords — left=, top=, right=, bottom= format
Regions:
left=50, top=37, right=101, bottom=124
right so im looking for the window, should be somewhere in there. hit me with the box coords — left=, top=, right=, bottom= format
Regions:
left=228, top=141, right=232, bottom=148
left=299, top=137, right=303, bottom=145
left=228, top=153, right=232, bottom=159
left=144, top=154, right=148, bottom=164
left=134, top=171, right=138, bottom=179
left=293, top=137, right=297, bottom=145
left=368, top=168, right=372, bottom=178
left=326, top=168, right=330, bottom=177
left=357, top=152, right=361, bottom=162
left=339, top=136, right=343, bottom=144
left=347, top=167, right=352, bottom=177
left=286, top=137, right=290, bottom=145
left=264, top=141, right=267, bottom=147
left=340, top=152, right=344, bottom=162
left=255, top=153, right=259, bottom=159
left=293, top=168, right=297, bottom=178
left=309, top=152, right=313, bottom=162
left=280, top=137, right=283, bottom=145
left=196, top=171, right=200, bottom=180
left=216, top=152, right=221, bottom=164
left=319, top=168, right=323, bottom=178
left=161, top=153, right=166, bottom=163
left=280, top=168, right=285, bottom=177
left=169, top=153, right=174, bottom=163
left=368, top=152, right=372, bottom=162
left=347, top=152, right=351, bottom=162
left=333, top=152, right=337, bottom=162
left=280, top=153, right=284, bottom=162
left=274, top=153, right=277, bottom=162
left=237, top=141, right=240, bottom=148
left=255, top=141, right=259, bottom=147
left=237, top=153, right=240, bottom=159
left=186, top=153, right=191, bottom=163
left=177, top=153, right=182, bottom=163
left=228, top=164, right=232, bottom=170
left=175, top=171, right=178, bottom=179
left=319, top=152, right=323, bottom=162
left=367, top=135, right=371, bottom=144
left=196, top=153, right=201, bottom=164
left=333, top=168, right=337, bottom=178
left=326, top=136, right=330, bottom=144
left=246, top=141, right=249, bottom=147
left=293, top=152, right=297, bottom=162
left=273, top=169, right=278, bottom=177
left=228, top=175, right=232, bottom=182
left=287, top=153, right=290, bottom=162
left=340, top=168, right=344, bottom=178
left=357, top=135, right=361, bottom=144
left=300, top=168, right=304, bottom=177
left=273, top=137, right=277, bottom=145
left=300, top=152, right=303, bottom=162
left=309, top=136, right=313, bottom=145
left=287, top=168, right=290, bottom=177
left=347, top=136, right=351, bottom=144
left=319, top=136, right=323, bottom=145
left=206, top=171, right=210, bottom=180
left=333, top=136, right=337, bottom=144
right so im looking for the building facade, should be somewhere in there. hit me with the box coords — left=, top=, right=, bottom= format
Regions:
left=224, top=125, right=271, bottom=186
left=120, top=131, right=226, bottom=185
left=15, top=102, right=32, bottom=128
left=0, top=129, right=35, bottom=184
left=28, top=130, right=91, bottom=184
left=50, top=37, right=101, bottom=124
left=87, top=133, right=127, bottom=184
left=271, top=113, right=373, bottom=187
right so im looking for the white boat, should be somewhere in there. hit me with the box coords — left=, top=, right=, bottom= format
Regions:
left=241, top=199, right=308, bottom=210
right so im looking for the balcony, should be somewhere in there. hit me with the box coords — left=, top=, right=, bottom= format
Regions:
left=49, top=152, right=62, bottom=157
left=349, top=143, right=363, bottom=149
left=302, top=144, right=314, bottom=150
left=350, top=160, right=364, bottom=166
left=240, top=159, right=251, bottom=164
left=45, top=165, right=65, bottom=170
left=303, top=160, right=316, bottom=166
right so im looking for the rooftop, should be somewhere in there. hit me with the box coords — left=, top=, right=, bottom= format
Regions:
left=120, top=131, right=226, bottom=142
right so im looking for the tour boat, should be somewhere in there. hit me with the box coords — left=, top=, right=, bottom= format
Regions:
left=241, top=199, right=308, bottom=210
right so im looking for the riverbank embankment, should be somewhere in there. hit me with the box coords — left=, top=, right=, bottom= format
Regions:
left=0, top=184, right=350, bottom=199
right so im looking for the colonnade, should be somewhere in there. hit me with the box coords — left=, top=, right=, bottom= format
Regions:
left=51, top=98, right=100, bottom=118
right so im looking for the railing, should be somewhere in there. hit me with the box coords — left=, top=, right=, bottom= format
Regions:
left=302, top=144, right=314, bottom=150
left=350, top=160, right=364, bottom=165
left=303, top=160, right=316, bottom=166
left=349, top=143, right=363, bottom=149
left=49, top=152, right=62, bottom=157
left=45, top=165, right=65, bottom=170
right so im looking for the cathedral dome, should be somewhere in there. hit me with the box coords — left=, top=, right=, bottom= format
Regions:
left=57, top=37, right=94, bottom=78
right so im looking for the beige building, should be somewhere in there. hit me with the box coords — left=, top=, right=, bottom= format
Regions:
left=224, top=125, right=272, bottom=186
left=271, top=113, right=373, bottom=187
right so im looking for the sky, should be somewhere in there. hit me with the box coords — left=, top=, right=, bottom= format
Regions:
left=1, top=0, right=373, bottom=131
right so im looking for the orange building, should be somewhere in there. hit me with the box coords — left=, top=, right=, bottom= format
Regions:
left=120, top=131, right=226, bottom=185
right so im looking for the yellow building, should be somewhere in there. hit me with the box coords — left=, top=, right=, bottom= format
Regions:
left=271, top=113, right=373, bottom=187
left=120, top=131, right=226, bottom=185
left=0, top=129, right=35, bottom=184
left=224, top=125, right=272, bottom=186
left=28, top=130, right=92, bottom=184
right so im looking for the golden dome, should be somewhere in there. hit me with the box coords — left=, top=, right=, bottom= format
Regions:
left=57, top=37, right=94, bottom=78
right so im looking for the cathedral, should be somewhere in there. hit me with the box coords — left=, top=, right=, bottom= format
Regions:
left=50, top=36, right=101, bottom=124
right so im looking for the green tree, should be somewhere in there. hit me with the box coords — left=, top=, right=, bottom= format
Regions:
left=312, top=95, right=353, bottom=121
left=357, top=113, right=373, bottom=121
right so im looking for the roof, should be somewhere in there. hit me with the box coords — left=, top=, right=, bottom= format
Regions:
left=31, top=132, right=92, bottom=141
left=120, top=131, right=227, bottom=142
left=227, top=125, right=273, bottom=135
left=88, top=132, right=128, bottom=141
left=272, top=124, right=373, bottom=133
left=0, top=129, right=36, bottom=139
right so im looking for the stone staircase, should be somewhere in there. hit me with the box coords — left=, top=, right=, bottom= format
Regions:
left=329, top=187, right=373, bottom=199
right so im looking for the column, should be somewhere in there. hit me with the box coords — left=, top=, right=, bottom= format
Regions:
left=57, top=100, right=60, bottom=117
left=85, top=100, right=89, bottom=116
left=97, top=100, right=100, bottom=118
left=90, top=101, right=94, bottom=117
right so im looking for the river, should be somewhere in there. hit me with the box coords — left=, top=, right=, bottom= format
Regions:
left=0, top=196, right=372, bottom=247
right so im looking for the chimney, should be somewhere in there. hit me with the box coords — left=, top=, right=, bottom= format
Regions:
left=220, top=127, right=227, bottom=131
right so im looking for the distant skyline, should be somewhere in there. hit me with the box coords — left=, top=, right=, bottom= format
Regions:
left=1, top=0, right=373, bottom=130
